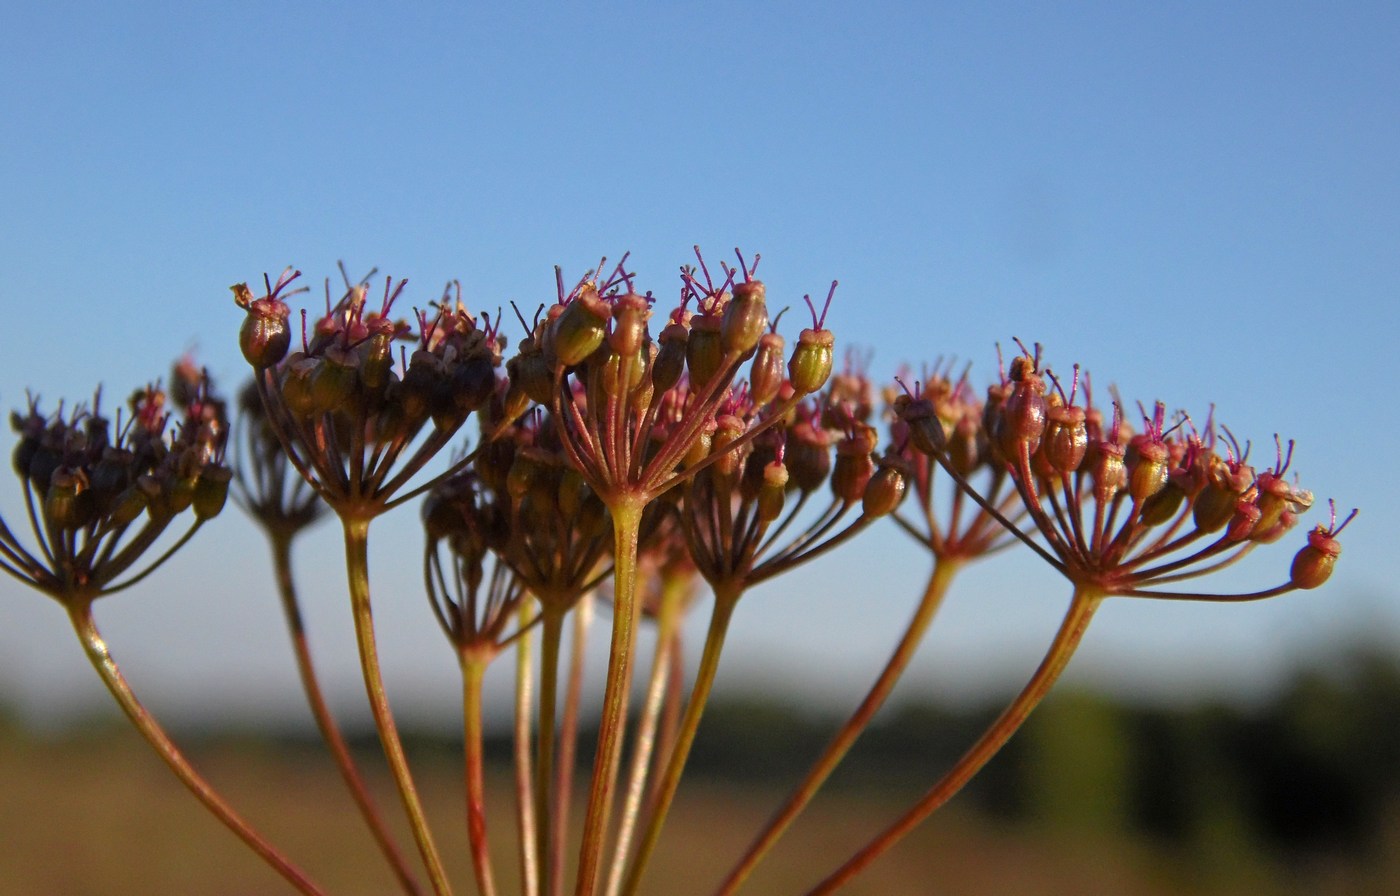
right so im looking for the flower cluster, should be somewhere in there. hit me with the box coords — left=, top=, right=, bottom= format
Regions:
left=234, top=268, right=501, bottom=517
left=3, top=370, right=228, bottom=602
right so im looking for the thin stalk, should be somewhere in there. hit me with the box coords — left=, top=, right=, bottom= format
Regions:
left=574, top=497, right=645, bottom=896
left=604, top=576, right=687, bottom=896
left=804, top=588, right=1104, bottom=895
left=515, top=599, right=541, bottom=896
left=536, top=608, right=566, bottom=887
left=343, top=517, right=455, bottom=896
left=68, top=601, right=327, bottom=896
left=716, top=559, right=960, bottom=895
left=270, top=533, right=421, bottom=895
left=462, top=657, right=498, bottom=896
left=552, top=594, right=594, bottom=896
left=619, top=588, right=739, bottom=896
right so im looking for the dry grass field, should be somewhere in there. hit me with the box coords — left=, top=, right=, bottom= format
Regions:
left=3, top=725, right=1398, bottom=896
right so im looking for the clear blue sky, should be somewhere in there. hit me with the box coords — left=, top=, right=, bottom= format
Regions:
left=1, top=1, right=1396, bottom=726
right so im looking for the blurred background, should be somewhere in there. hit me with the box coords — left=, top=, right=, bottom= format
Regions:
left=1, top=2, right=1396, bottom=893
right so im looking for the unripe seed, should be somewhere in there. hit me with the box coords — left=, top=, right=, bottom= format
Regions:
left=788, top=328, right=834, bottom=396
left=193, top=466, right=233, bottom=520
left=749, top=332, right=787, bottom=406
left=862, top=460, right=908, bottom=517
left=550, top=286, right=610, bottom=368
left=721, top=280, right=768, bottom=357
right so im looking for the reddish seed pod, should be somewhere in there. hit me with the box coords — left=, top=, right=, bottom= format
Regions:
left=1042, top=403, right=1087, bottom=473
left=996, top=356, right=1048, bottom=461
left=862, top=458, right=908, bottom=517
left=609, top=293, right=651, bottom=357
left=1289, top=507, right=1353, bottom=589
left=831, top=424, right=878, bottom=506
left=721, top=280, right=768, bottom=357
left=749, top=332, right=787, bottom=406
left=786, top=420, right=832, bottom=492
left=235, top=286, right=292, bottom=368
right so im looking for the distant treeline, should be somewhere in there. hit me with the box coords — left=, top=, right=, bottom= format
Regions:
left=680, top=647, right=1400, bottom=864
left=5, top=648, right=1397, bottom=865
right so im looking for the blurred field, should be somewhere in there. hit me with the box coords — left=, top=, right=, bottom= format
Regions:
left=3, top=712, right=1399, bottom=896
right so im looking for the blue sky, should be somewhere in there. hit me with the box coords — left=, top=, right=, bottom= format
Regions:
left=1, top=2, right=1396, bottom=726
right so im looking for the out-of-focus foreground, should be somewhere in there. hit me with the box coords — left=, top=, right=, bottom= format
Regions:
left=3, top=647, right=1398, bottom=896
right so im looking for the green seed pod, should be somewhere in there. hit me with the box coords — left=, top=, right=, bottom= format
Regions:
left=1126, top=437, right=1169, bottom=502
left=682, top=423, right=714, bottom=469
left=449, top=353, right=497, bottom=418
left=163, top=469, right=198, bottom=515
left=44, top=468, right=91, bottom=530
left=600, top=348, right=647, bottom=400
left=788, top=327, right=834, bottom=396
left=508, top=346, right=555, bottom=407
left=652, top=321, right=688, bottom=394
left=107, top=484, right=148, bottom=528
left=686, top=315, right=724, bottom=388
left=1138, top=479, right=1185, bottom=527
left=550, top=285, right=610, bottom=368
left=193, top=466, right=233, bottom=520
left=749, top=332, right=786, bottom=406
left=357, top=329, right=395, bottom=392
left=721, top=280, right=768, bottom=357
left=279, top=357, right=317, bottom=421
left=557, top=467, right=590, bottom=520
left=507, top=447, right=546, bottom=504
left=756, top=460, right=789, bottom=523
left=310, top=353, right=359, bottom=415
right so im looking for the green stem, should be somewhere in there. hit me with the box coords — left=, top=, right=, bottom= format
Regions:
left=604, top=574, right=687, bottom=896
left=553, top=593, right=594, bottom=896
left=515, top=600, right=541, bottom=896
left=804, top=587, right=1104, bottom=896
left=343, top=517, right=455, bottom=896
left=620, top=587, right=739, bottom=896
left=270, top=533, right=422, bottom=895
left=716, top=559, right=960, bottom=895
left=535, top=608, right=565, bottom=890
left=462, top=657, right=498, bottom=896
left=574, top=498, right=645, bottom=896
left=68, top=601, right=327, bottom=896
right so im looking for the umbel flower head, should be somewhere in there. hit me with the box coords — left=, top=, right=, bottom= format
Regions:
left=525, top=249, right=835, bottom=509
left=900, top=341, right=1356, bottom=600
left=2, top=370, right=229, bottom=603
left=886, top=363, right=1026, bottom=562
left=233, top=267, right=502, bottom=519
